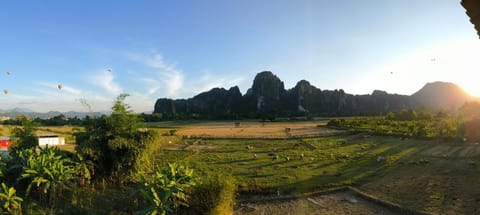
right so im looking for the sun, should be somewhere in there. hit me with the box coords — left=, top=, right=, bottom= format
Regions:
left=460, top=82, right=480, bottom=98
left=354, top=37, right=480, bottom=97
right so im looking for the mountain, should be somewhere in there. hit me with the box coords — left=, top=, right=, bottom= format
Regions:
left=0, top=110, right=108, bottom=119
left=153, top=71, right=475, bottom=118
left=411, top=82, right=473, bottom=110
left=154, top=86, right=242, bottom=118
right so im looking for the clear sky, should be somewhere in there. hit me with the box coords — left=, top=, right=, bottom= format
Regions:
left=0, top=0, right=479, bottom=113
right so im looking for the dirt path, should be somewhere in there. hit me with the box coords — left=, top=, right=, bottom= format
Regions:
left=235, top=190, right=404, bottom=215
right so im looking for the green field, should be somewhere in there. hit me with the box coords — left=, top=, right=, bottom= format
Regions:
left=150, top=121, right=480, bottom=214
left=4, top=121, right=480, bottom=214
left=156, top=135, right=418, bottom=192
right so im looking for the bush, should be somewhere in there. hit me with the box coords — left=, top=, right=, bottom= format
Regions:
left=188, top=174, right=236, bottom=215
left=139, top=163, right=195, bottom=215
left=76, top=94, right=157, bottom=183
left=10, top=117, right=38, bottom=152
left=18, top=146, right=78, bottom=204
left=0, top=183, right=23, bottom=214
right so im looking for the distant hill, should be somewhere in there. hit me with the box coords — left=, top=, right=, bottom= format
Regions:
left=411, top=82, right=474, bottom=110
left=0, top=109, right=109, bottom=119
left=154, top=71, right=476, bottom=118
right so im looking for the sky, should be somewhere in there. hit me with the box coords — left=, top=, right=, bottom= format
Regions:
left=0, top=0, right=479, bottom=113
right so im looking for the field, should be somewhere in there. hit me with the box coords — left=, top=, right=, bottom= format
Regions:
left=155, top=121, right=480, bottom=214
left=175, top=121, right=343, bottom=139
left=3, top=121, right=480, bottom=214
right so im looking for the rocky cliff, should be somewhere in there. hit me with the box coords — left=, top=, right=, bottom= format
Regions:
left=154, top=71, right=474, bottom=118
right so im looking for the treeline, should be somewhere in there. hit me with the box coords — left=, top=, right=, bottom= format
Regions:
left=328, top=103, right=480, bottom=141
left=2, top=114, right=86, bottom=126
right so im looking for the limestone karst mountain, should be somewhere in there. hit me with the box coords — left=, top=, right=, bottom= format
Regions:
left=154, top=71, right=475, bottom=118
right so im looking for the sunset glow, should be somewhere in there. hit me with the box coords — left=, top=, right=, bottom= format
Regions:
left=353, top=37, right=480, bottom=96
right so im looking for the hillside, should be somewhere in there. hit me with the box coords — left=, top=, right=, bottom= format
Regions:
left=411, top=81, right=473, bottom=110
left=154, top=71, right=474, bottom=118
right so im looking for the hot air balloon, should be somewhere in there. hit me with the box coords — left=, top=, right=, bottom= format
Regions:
left=3, top=89, right=8, bottom=95
left=58, top=84, right=63, bottom=90
left=6, top=71, right=11, bottom=75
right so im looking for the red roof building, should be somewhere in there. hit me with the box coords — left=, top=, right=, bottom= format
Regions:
left=0, top=136, right=12, bottom=148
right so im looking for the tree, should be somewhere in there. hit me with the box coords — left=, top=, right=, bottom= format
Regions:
left=76, top=94, right=157, bottom=183
left=10, top=117, right=38, bottom=152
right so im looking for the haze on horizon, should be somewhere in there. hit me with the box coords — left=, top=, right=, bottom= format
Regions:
left=0, top=0, right=479, bottom=113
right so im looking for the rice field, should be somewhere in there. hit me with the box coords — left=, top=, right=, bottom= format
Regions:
left=176, top=121, right=343, bottom=139
left=156, top=121, right=480, bottom=214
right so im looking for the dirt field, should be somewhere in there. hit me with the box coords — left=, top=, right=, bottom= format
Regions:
left=0, top=125, right=11, bottom=136
left=361, top=141, right=480, bottom=215
left=236, top=190, right=403, bottom=215
left=177, top=121, right=343, bottom=139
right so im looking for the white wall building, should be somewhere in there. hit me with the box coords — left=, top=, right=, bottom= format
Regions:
left=38, top=135, right=65, bottom=146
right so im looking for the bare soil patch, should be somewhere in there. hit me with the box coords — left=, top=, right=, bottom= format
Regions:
left=236, top=189, right=404, bottom=215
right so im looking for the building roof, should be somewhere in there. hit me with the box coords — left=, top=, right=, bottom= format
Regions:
left=461, top=0, right=480, bottom=38
left=36, top=131, right=61, bottom=138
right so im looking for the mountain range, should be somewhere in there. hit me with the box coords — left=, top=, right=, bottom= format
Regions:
left=0, top=109, right=109, bottom=119
left=154, top=71, right=477, bottom=118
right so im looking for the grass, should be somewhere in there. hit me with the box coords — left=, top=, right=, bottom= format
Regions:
left=155, top=134, right=421, bottom=194
left=5, top=121, right=480, bottom=214
left=0, top=125, right=12, bottom=136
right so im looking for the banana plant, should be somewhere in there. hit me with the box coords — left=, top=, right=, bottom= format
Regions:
left=19, top=146, right=77, bottom=204
left=73, top=153, right=92, bottom=186
left=0, top=183, right=23, bottom=214
left=139, top=163, right=195, bottom=215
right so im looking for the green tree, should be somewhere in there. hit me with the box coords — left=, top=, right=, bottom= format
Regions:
left=76, top=94, right=157, bottom=183
left=10, top=117, right=38, bottom=152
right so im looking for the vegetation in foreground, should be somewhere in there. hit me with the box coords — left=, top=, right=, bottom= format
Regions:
left=0, top=94, right=235, bottom=214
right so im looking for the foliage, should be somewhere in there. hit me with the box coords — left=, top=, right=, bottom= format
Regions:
left=18, top=146, right=78, bottom=204
left=73, top=154, right=92, bottom=186
left=328, top=111, right=470, bottom=140
left=0, top=183, right=23, bottom=214
left=188, top=174, right=236, bottom=215
left=0, top=158, right=7, bottom=180
left=459, top=102, right=480, bottom=118
left=385, top=109, right=433, bottom=121
left=139, top=163, right=195, bottom=215
left=76, top=94, right=157, bottom=183
left=10, top=117, right=38, bottom=152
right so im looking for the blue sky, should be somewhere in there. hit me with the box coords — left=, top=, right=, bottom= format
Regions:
left=0, top=0, right=479, bottom=112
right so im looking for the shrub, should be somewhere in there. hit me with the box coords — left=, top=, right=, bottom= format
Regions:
left=0, top=183, right=23, bottom=214
left=76, top=94, right=157, bottom=183
left=18, top=146, right=79, bottom=204
left=10, top=117, right=38, bottom=152
left=0, top=158, right=6, bottom=180
left=139, top=163, right=195, bottom=215
left=188, top=174, right=236, bottom=215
